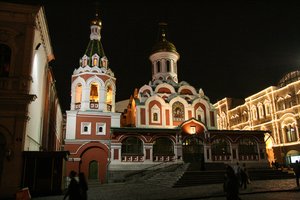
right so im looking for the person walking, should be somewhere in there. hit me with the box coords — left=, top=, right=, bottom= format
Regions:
left=233, top=162, right=242, bottom=186
left=63, top=170, right=80, bottom=200
left=224, top=165, right=241, bottom=200
left=293, top=160, right=300, bottom=187
left=78, top=172, right=88, bottom=200
left=240, top=163, right=249, bottom=189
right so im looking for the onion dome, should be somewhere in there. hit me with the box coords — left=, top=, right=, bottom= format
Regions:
left=81, top=13, right=107, bottom=68
left=151, top=22, right=178, bottom=54
left=278, top=70, right=300, bottom=88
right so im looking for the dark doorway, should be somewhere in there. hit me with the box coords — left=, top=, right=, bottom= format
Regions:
left=182, top=136, right=205, bottom=170
left=88, top=160, right=98, bottom=180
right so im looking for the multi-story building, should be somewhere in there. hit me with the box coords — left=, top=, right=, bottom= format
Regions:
left=65, top=14, right=269, bottom=183
left=214, top=71, right=300, bottom=166
left=0, top=2, right=64, bottom=198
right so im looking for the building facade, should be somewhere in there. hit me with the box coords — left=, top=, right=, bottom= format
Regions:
left=0, top=2, right=64, bottom=198
left=64, top=15, right=269, bottom=183
left=214, top=71, right=300, bottom=166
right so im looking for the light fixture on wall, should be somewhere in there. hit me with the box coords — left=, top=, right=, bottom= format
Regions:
left=190, top=126, right=196, bottom=134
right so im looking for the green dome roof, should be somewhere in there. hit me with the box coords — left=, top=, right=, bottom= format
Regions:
left=151, top=22, right=178, bottom=54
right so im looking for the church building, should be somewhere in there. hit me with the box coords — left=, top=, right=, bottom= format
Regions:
left=64, top=14, right=269, bottom=183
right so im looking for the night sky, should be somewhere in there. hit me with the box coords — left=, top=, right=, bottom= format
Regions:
left=8, top=1, right=300, bottom=111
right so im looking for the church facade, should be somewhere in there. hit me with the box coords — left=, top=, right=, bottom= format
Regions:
left=64, top=15, right=269, bottom=183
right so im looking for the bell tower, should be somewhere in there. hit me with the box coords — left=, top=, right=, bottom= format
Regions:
left=64, top=12, right=120, bottom=183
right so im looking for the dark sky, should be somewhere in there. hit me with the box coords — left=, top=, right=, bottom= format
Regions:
left=8, top=1, right=300, bottom=111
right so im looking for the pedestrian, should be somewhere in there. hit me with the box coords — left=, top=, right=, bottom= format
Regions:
left=78, top=172, right=88, bottom=200
left=240, top=163, right=249, bottom=189
left=63, top=170, right=80, bottom=200
left=293, top=160, right=300, bottom=187
left=233, top=162, right=242, bottom=185
left=224, top=165, right=241, bottom=200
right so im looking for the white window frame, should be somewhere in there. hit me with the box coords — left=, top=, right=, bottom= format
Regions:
left=81, top=122, right=91, bottom=135
left=151, top=105, right=160, bottom=123
left=96, top=122, right=106, bottom=135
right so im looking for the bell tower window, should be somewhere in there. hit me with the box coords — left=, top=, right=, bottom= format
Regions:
left=106, top=85, right=113, bottom=111
left=90, top=82, right=99, bottom=102
left=75, top=83, right=82, bottom=103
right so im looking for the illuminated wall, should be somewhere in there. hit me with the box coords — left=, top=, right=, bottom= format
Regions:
left=214, top=71, right=300, bottom=165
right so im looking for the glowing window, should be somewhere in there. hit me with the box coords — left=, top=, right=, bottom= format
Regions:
left=75, top=83, right=82, bottom=103
left=90, top=82, right=99, bottom=102
left=106, top=85, right=112, bottom=111
left=93, top=57, right=98, bottom=66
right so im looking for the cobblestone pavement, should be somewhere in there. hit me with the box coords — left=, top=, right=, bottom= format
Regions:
left=32, top=179, right=299, bottom=200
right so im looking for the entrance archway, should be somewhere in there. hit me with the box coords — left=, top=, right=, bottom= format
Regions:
left=182, top=136, right=204, bottom=163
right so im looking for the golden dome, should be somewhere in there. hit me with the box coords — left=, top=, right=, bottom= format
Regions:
left=151, top=22, right=178, bottom=54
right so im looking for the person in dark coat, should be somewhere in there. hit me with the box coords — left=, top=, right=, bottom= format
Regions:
left=63, top=170, right=80, bottom=200
left=293, top=160, right=300, bottom=187
left=240, top=164, right=249, bottom=189
left=78, top=172, right=88, bottom=200
left=224, top=165, right=241, bottom=200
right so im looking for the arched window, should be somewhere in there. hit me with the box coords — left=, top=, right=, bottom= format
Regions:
left=258, top=103, right=264, bottom=119
left=172, top=101, right=185, bottom=121
left=166, top=60, right=170, bottom=72
left=284, top=124, right=297, bottom=143
left=157, top=61, right=161, bottom=72
left=264, top=102, right=271, bottom=116
left=106, top=85, right=112, bottom=111
left=121, top=137, right=143, bottom=155
left=75, top=83, right=82, bottom=103
left=251, top=106, right=258, bottom=120
left=238, top=137, right=258, bottom=155
left=84, top=126, right=88, bottom=132
left=93, top=57, right=98, bottom=66
left=101, top=57, right=108, bottom=68
left=90, top=82, right=99, bottom=102
left=211, top=137, right=231, bottom=158
left=221, top=112, right=227, bottom=129
left=151, top=104, right=160, bottom=123
left=277, top=97, right=285, bottom=110
left=153, top=137, right=174, bottom=155
left=0, top=44, right=11, bottom=77
left=196, top=107, right=205, bottom=122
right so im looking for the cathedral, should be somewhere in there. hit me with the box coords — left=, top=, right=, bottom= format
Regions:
left=64, top=14, right=269, bottom=183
